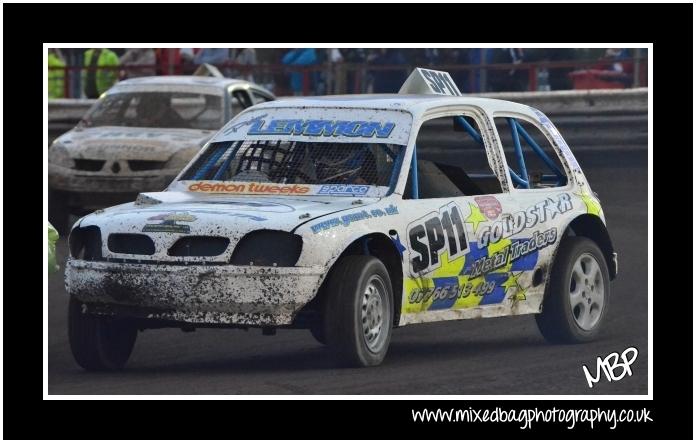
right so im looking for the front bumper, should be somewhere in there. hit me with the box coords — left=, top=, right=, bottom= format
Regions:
left=65, top=259, right=325, bottom=326
left=48, top=164, right=179, bottom=194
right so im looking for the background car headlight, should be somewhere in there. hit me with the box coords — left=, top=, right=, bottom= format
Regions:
left=48, top=143, right=75, bottom=168
left=230, top=230, right=303, bottom=266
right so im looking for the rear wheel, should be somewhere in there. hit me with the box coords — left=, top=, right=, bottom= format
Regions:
left=68, top=297, right=138, bottom=371
left=322, top=256, right=393, bottom=367
left=536, top=237, right=610, bottom=343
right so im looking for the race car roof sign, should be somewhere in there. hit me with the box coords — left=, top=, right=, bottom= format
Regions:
left=213, top=108, right=413, bottom=145
left=399, top=68, right=462, bottom=96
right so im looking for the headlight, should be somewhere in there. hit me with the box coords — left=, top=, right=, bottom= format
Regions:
left=69, top=225, right=103, bottom=260
left=48, top=143, right=74, bottom=168
left=230, top=230, right=303, bottom=266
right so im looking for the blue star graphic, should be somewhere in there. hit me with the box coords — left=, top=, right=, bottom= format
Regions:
left=390, top=232, right=407, bottom=260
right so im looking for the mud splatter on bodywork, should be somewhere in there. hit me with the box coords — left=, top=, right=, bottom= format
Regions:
left=66, top=260, right=324, bottom=326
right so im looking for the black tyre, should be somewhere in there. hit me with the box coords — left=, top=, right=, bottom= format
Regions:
left=322, top=256, right=394, bottom=367
left=536, top=236, right=610, bottom=344
left=309, top=322, right=326, bottom=345
left=68, top=297, right=138, bottom=371
left=49, top=188, right=71, bottom=235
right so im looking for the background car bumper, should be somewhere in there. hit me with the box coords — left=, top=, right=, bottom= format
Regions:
left=65, top=259, right=325, bottom=326
left=48, top=164, right=179, bottom=193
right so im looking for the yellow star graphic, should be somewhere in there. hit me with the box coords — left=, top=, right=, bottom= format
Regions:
left=502, top=272, right=527, bottom=300
left=579, top=191, right=602, bottom=216
left=465, top=203, right=487, bottom=233
left=514, top=282, right=527, bottom=300
left=501, top=272, right=520, bottom=291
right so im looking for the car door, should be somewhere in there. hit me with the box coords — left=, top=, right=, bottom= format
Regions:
left=397, top=109, right=526, bottom=318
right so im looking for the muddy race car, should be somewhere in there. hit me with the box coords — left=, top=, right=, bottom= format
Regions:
left=48, top=76, right=275, bottom=233
left=65, top=69, right=617, bottom=370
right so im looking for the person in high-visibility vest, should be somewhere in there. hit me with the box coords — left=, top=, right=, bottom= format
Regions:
left=82, top=48, right=120, bottom=98
left=48, top=49, right=66, bottom=98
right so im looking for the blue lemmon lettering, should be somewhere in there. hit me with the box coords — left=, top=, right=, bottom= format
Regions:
left=247, top=119, right=396, bottom=138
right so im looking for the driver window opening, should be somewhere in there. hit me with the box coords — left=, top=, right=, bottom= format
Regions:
left=404, top=115, right=503, bottom=199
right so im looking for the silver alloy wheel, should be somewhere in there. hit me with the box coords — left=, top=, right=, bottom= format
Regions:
left=569, top=252, right=605, bottom=331
left=361, top=275, right=389, bottom=353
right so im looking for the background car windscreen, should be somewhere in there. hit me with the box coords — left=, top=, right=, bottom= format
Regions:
left=82, top=92, right=223, bottom=130
left=181, top=140, right=403, bottom=187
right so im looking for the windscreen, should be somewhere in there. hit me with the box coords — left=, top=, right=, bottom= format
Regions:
left=81, top=91, right=223, bottom=130
left=180, top=140, right=403, bottom=196
left=172, top=107, right=413, bottom=197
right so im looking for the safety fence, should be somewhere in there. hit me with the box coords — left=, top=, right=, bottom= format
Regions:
left=49, top=56, right=648, bottom=98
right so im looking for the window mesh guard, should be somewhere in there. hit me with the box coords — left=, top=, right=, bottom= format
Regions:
left=182, top=140, right=402, bottom=187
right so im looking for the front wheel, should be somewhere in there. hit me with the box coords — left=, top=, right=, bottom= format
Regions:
left=322, top=256, right=394, bottom=367
left=68, top=297, right=138, bottom=371
left=536, top=236, right=610, bottom=344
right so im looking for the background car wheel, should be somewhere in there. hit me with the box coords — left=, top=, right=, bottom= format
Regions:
left=68, top=296, right=138, bottom=371
left=49, top=188, right=71, bottom=235
left=322, top=255, right=393, bottom=367
left=536, top=236, right=610, bottom=344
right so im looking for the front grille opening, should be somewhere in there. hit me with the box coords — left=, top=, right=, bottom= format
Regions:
left=168, top=236, right=230, bottom=257
left=108, top=233, right=156, bottom=255
left=69, top=226, right=103, bottom=260
left=128, top=160, right=166, bottom=171
left=74, top=159, right=105, bottom=171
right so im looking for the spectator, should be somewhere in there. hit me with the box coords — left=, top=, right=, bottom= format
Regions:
left=601, top=48, right=632, bottom=87
left=326, top=49, right=344, bottom=94
left=179, top=48, right=200, bottom=74
left=468, top=48, right=494, bottom=92
left=119, top=48, right=156, bottom=79
left=424, top=48, right=439, bottom=66
left=443, top=48, right=469, bottom=92
left=282, top=48, right=317, bottom=95
left=194, top=48, right=231, bottom=65
left=156, top=48, right=182, bottom=75
left=231, top=48, right=257, bottom=81
left=503, top=48, right=527, bottom=92
left=48, top=49, right=66, bottom=98
left=370, top=49, right=408, bottom=93
left=603, top=48, right=630, bottom=72
left=82, top=48, right=120, bottom=98
left=340, top=48, right=367, bottom=93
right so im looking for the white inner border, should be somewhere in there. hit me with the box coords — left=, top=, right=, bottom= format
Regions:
left=43, top=42, right=653, bottom=400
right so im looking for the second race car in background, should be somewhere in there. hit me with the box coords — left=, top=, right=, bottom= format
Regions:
left=48, top=75, right=275, bottom=233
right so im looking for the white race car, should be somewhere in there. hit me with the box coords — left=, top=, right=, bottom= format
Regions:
left=48, top=76, right=275, bottom=233
left=65, top=69, right=617, bottom=369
